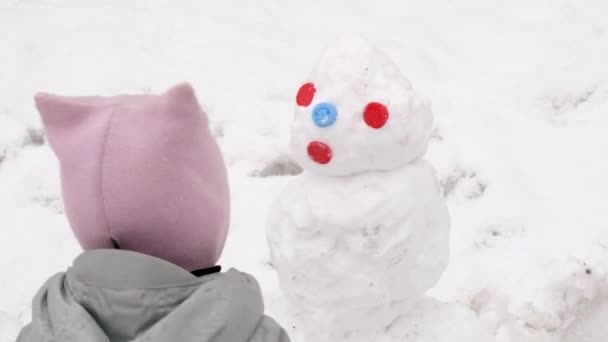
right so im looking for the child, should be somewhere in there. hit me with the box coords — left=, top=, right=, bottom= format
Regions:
left=17, top=83, right=290, bottom=342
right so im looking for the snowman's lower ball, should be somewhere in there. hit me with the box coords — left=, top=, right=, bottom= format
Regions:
left=266, top=160, right=450, bottom=340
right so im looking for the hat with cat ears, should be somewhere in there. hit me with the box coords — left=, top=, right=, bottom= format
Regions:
left=35, top=83, right=230, bottom=271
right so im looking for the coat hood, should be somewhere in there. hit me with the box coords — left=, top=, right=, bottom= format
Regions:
left=17, top=250, right=289, bottom=342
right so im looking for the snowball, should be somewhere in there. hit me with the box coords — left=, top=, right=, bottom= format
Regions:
left=291, top=37, right=432, bottom=176
left=266, top=160, right=450, bottom=340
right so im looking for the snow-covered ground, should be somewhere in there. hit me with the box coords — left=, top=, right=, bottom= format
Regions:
left=1, top=1, right=608, bottom=341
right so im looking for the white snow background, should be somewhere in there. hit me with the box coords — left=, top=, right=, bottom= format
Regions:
left=1, top=1, right=608, bottom=341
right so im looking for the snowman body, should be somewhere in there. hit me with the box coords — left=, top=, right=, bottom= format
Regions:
left=266, top=37, right=450, bottom=340
left=267, top=161, right=449, bottom=340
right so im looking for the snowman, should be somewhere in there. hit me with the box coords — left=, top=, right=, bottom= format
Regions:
left=266, top=37, right=450, bottom=341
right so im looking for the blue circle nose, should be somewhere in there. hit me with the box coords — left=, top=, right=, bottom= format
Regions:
left=312, top=102, right=338, bottom=128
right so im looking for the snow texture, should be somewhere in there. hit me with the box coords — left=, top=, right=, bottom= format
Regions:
left=267, top=161, right=450, bottom=341
left=2, top=1, right=608, bottom=342
left=291, top=37, right=432, bottom=176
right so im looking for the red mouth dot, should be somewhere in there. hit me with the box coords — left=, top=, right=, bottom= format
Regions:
left=307, top=141, right=332, bottom=164
left=296, top=82, right=316, bottom=107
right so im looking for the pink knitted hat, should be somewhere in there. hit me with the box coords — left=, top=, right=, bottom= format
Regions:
left=35, top=83, right=230, bottom=271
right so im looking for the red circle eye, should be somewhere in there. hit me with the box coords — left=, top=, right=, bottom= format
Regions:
left=307, top=141, right=332, bottom=164
left=363, top=102, right=389, bottom=129
left=296, top=83, right=316, bottom=107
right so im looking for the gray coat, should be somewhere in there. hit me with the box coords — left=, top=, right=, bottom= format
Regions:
left=16, top=250, right=290, bottom=342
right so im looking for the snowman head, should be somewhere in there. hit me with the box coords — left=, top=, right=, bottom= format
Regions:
left=290, top=37, right=433, bottom=177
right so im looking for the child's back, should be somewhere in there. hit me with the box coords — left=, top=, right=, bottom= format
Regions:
left=17, top=83, right=289, bottom=342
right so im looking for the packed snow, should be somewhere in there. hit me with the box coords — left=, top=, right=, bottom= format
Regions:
left=1, top=1, right=608, bottom=341
left=267, top=160, right=450, bottom=341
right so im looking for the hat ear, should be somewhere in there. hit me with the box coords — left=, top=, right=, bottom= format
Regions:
left=34, top=93, right=95, bottom=126
left=163, top=83, right=209, bottom=126
left=34, top=92, right=112, bottom=158
left=165, top=83, right=198, bottom=108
